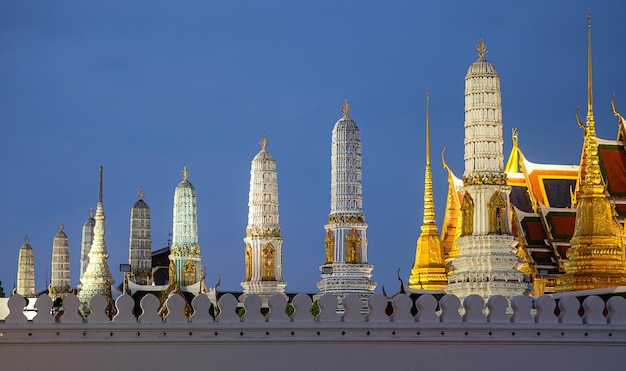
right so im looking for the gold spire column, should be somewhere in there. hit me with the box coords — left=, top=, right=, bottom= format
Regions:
left=557, top=11, right=626, bottom=292
left=409, top=89, right=447, bottom=290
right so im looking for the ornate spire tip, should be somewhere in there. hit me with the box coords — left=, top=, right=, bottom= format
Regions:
left=59, top=222, right=64, bottom=231
left=342, top=98, right=351, bottom=116
left=475, top=35, right=488, bottom=60
left=182, top=165, right=189, bottom=181
left=260, top=133, right=268, bottom=150
left=138, top=186, right=144, bottom=200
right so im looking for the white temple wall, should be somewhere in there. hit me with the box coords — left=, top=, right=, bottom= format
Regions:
left=1, top=293, right=625, bottom=371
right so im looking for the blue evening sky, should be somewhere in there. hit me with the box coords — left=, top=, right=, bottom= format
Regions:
left=1, top=1, right=625, bottom=294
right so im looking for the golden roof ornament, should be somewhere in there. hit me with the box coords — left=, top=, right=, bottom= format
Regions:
left=182, top=165, right=189, bottom=181
left=504, top=128, right=521, bottom=173
left=24, top=235, right=29, bottom=244
left=260, top=133, right=268, bottom=150
left=475, top=35, right=488, bottom=60
left=59, top=222, right=64, bottom=231
left=138, top=186, right=144, bottom=200
left=341, top=98, right=351, bottom=117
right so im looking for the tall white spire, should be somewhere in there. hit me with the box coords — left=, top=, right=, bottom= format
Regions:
left=317, top=99, right=376, bottom=309
left=128, top=187, right=152, bottom=285
left=241, top=135, right=287, bottom=303
left=168, top=166, right=203, bottom=292
left=78, top=167, right=114, bottom=313
left=79, top=208, right=95, bottom=287
left=17, top=236, right=35, bottom=297
left=445, top=39, right=529, bottom=303
left=49, top=222, right=71, bottom=299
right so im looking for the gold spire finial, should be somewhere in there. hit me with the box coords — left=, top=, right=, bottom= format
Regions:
left=260, top=133, right=268, bottom=150
left=579, top=9, right=603, bottom=197
left=425, top=88, right=431, bottom=166
left=24, top=235, right=29, bottom=244
left=475, top=35, right=488, bottom=60
left=89, top=207, right=94, bottom=218
left=342, top=98, right=351, bottom=116
left=422, top=89, right=435, bottom=226
left=182, top=165, right=189, bottom=181
left=138, top=186, right=144, bottom=200
left=587, top=9, right=594, bottom=124
left=59, top=221, right=63, bottom=231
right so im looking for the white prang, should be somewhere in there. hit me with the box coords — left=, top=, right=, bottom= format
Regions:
left=50, top=224, right=71, bottom=299
left=78, top=208, right=95, bottom=289
left=317, top=101, right=376, bottom=307
left=16, top=237, right=35, bottom=297
left=445, top=43, right=529, bottom=303
left=128, top=190, right=152, bottom=285
left=241, top=137, right=287, bottom=304
left=169, top=167, right=203, bottom=294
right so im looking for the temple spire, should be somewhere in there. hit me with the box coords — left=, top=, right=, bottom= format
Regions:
left=556, top=9, right=626, bottom=292
left=423, top=89, right=435, bottom=225
left=78, top=166, right=114, bottom=316
left=587, top=9, right=594, bottom=125
left=409, top=90, right=447, bottom=290
left=98, top=166, right=103, bottom=204
left=241, top=135, right=287, bottom=303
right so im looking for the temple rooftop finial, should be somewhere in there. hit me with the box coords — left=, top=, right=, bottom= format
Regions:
left=89, top=207, right=94, bottom=218
left=425, top=88, right=431, bottom=166
left=586, top=9, right=594, bottom=120
left=98, top=166, right=103, bottom=204
left=138, top=186, right=144, bottom=200
left=59, top=222, right=64, bottom=231
left=342, top=98, right=351, bottom=117
left=475, top=35, right=488, bottom=60
left=182, top=165, right=189, bottom=181
left=24, top=235, right=29, bottom=244
left=260, top=133, right=268, bottom=150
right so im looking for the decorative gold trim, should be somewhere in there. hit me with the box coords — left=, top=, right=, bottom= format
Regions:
left=328, top=214, right=365, bottom=224
left=324, top=229, right=334, bottom=264
left=342, top=98, right=351, bottom=116
left=246, top=226, right=281, bottom=237
left=487, top=191, right=507, bottom=234
left=345, top=228, right=361, bottom=264
left=262, top=243, right=276, bottom=281
left=475, top=35, right=488, bottom=60
left=460, top=192, right=474, bottom=236
left=463, top=172, right=508, bottom=186
left=244, top=244, right=252, bottom=281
